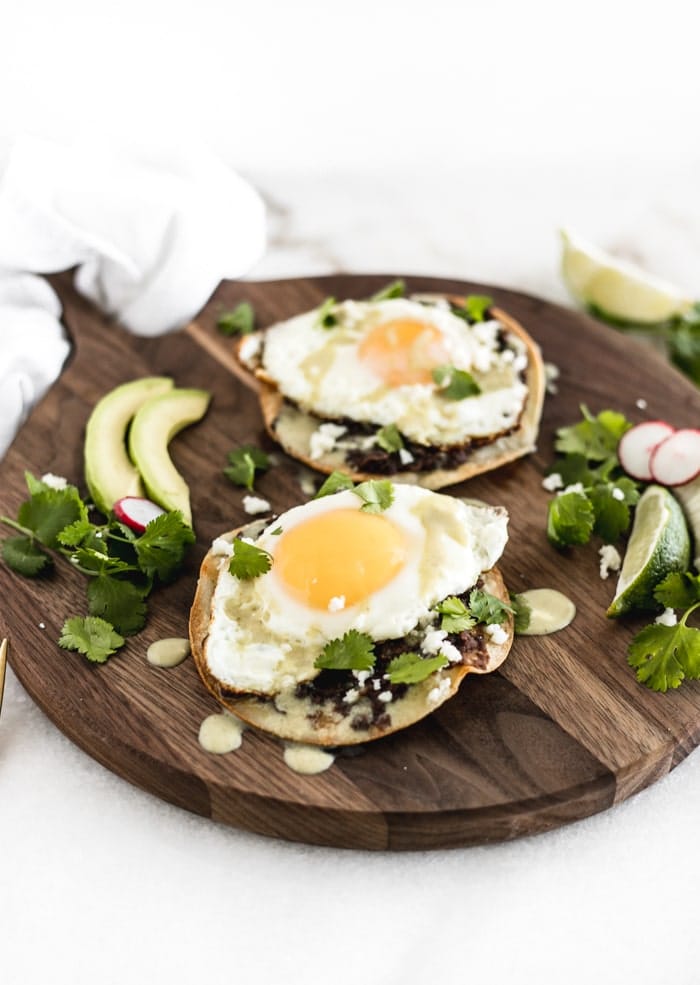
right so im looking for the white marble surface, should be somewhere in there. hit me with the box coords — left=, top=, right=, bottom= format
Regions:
left=3, top=161, right=700, bottom=985
left=4, top=0, right=700, bottom=979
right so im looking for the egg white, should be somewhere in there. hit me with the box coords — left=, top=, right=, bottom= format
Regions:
left=204, top=485, right=508, bottom=696
left=261, top=297, right=528, bottom=446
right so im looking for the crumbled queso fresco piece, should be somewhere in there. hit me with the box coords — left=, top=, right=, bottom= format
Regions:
left=599, top=544, right=622, bottom=580
left=636, top=397, right=648, bottom=410
left=485, top=623, right=508, bottom=645
left=398, top=447, right=415, bottom=466
left=542, top=472, right=563, bottom=492
left=560, top=482, right=584, bottom=496
left=211, top=536, right=234, bottom=557
left=327, top=595, right=346, bottom=612
left=41, top=472, right=68, bottom=490
left=544, top=362, right=560, bottom=395
left=611, top=487, right=625, bottom=502
left=378, top=690, right=393, bottom=703
left=309, top=422, right=347, bottom=460
left=343, top=687, right=360, bottom=704
left=655, top=608, right=678, bottom=627
left=428, top=676, right=451, bottom=705
left=242, top=494, right=271, bottom=515
left=421, top=628, right=447, bottom=655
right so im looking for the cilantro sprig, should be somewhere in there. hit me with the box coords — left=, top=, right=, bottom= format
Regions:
left=352, top=479, right=394, bottom=514
left=545, top=406, right=640, bottom=548
left=451, top=294, right=493, bottom=323
left=626, top=572, right=700, bottom=692
left=386, top=651, right=448, bottom=684
left=217, top=301, right=255, bottom=336
left=376, top=423, right=405, bottom=453
left=228, top=538, right=272, bottom=580
left=370, top=279, right=406, bottom=302
left=432, top=365, right=482, bottom=400
left=315, top=630, right=375, bottom=671
left=0, top=473, right=194, bottom=662
left=435, top=589, right=513, bottom=633
left=224, top=445, right=270, bottom=491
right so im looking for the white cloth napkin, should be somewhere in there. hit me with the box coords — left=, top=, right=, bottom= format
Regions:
left=0, top=135, right=266, bottom=458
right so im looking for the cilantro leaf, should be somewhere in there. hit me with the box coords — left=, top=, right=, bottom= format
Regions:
left=376, top=423, right=404, bottom=453
left=316, top=297, right=338, bottom=329
left=468, top=588, right=514, bottom=625
left=314, top=630, right=375, bottom=671
left=546, top=453, right=592, bottom=488
left=435, top=596, right=476, bottom=633
left=432, top=365, right=482, bottom=400
left=669, top=304, right=700, bottom=384
left=352, top=479, right=394, bottom=514
left=224, top=445, right=270, bottom=491
left=628, top=619, right=700, bottom=692
left=69, top=546, right=135, bottom=577
left=57, top=517, right=98, bottom=548
left=217, top=302, right=255, bottom=336
left=451, top=294, right=493, bottom=323
left=59, top=616, right=125, bottom=664
left=654, top=571, right=700, bottom=610
left=555, top=405, right=632, bottom=462
left=228, top=538, right=272, bottom=580
left=87, top=576, right=148, bottom=636
left=386, top=651, right=448, bottom=684
left=18, top=487, right=85, bottom=549
left=370, top=279, right=406, bottom=301
left=315, top=471, right=356, bottom=499
left=133, top=511, right=195, bottom=582
left=547, top=490, right=595, bottom=547
left=588, top=483, right=633, bottom=543
left=1, top=535, right=52, bottom=576
left=510, top=592, right=532, bottom=634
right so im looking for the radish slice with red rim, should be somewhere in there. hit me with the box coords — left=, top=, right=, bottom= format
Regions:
left=113, top=496, right=166, bottom=533
left=650, top=429, right=700, bottom=487
left=617, top=420, right=676, bottom=481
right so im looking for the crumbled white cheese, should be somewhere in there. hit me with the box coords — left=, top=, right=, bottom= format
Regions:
left=309, top=422, right=348, bottom=460
left=427, top=676, right=451, bottom=704
left=378, top=691, right=393, bottom=703
left=353, top=669, right=371, bottom=685
left=38, top=622, right=46, bottom=630
left=611, top=487, right=625, bottom=502
left=328, top=595, right=346, bottom=613
left=599, top=544, right=622, bottom=580
left=422, top=628, right=448, bottom=655
left=242, top=494, right=271, bottom=515
left=542, top=472, right=564, bottom=492
left=485, top=623, right=508, bottom=645
left=372, top=678, right=382, bottom=691
left=41, top=472, right=68, bottom=490
left=211, top=537, right=234, bottom=557
left=398, top=447, right=415, bottom=466
left=544, top=362, right=560, bottom=395
left=297, top=469, right=317, bottom=496
left=343, top=688, right=360, bottom=704
left=655, top=607, right=678, bottom=627
left=238, top=333, right=262, bottom=368
left=440, top=641, right=464, bottom=663
left=636, top=398, right=648, bottom=410
left=560, top=482, right=585, bottom=495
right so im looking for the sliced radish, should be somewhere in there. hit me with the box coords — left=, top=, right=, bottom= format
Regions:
left=617, top=420, right=676, bottom=481
left=113, top=496, right=166, bottom=533
left=650, top=429, right=700, bottom=487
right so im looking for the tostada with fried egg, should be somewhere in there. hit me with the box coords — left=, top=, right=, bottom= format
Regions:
left=237, top=290, right=545, bottom=489
left=189, top=481, right=514, bottom=746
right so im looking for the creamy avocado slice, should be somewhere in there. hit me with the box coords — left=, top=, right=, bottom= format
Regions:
left=128, top=388, right=211, bottom=527
left=85, top=376, right=174, bottom=515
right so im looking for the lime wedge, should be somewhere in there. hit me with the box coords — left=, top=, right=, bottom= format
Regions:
left=560, top=229, right=693, bottom=326
left=607, top=485, right=690, bottom=617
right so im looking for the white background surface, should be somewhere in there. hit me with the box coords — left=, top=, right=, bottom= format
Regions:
left=3, top=2, right=700, bottom=983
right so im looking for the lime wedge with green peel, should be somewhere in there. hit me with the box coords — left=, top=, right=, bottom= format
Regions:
left=607, top=485, right=690, bottom=617
left=560, top=229, right=693, bottom=327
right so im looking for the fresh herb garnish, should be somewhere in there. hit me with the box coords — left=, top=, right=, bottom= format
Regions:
left=315, top=630, right=376, bottom=671
left=370, top=279, right=406, bottom=302
left=468, top=588, right=515, bottom=625
left=452, top=294, right=493, bottom=323
left=432, top=365, right=482, bottom=400
left=434, top=596, right=476, bottom=633
left=314, top=470, right=356, bottom=499
left=654, top=571, right=700, bottom=610
left=270, top=526, right=283, bottom=536
left=316, top=297, right=338, bottom=329
left=545, top=406, right=640, bottom=548
left=352, top=479, right=394, bottom=514
left=628, top=602, right=700, bottom=692
left=223, top=445, right=270, bottom=491
left=59, top=616, right=125, bottom=665
left=228, top=538, right=272, bottom=580
left=0, top=473, right=194, bottom=662
left=217, top=302, right=255, bottom=336
left=386, top=651, right=448, bottom=684
left=376, top=423, right=404, bottom=453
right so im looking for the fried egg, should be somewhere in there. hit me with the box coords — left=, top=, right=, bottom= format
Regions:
left=259, top=297, right=529, bottom=446
left=204, top=484, right=508, bottom=696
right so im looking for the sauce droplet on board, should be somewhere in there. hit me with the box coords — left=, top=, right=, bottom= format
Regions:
left=146, top=638, right=191, bottom=668
left=283, top=742, right=335, bottom=775
left=198, top=713, right=245, bottom=754
left=517, top=589, right=576, bottom=636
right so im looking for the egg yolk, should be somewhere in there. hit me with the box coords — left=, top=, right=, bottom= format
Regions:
left=358, top=318, right=449, bottom=386
left=274, top=509, right=408, bottom=610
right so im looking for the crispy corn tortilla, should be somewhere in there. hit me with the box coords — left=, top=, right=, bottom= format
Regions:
left=189, top=528, right=514, bottom=746
left=243, top=300, right=545, bottom=491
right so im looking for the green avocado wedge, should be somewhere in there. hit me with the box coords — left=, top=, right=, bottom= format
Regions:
left=85, top=376, right=175, bottom=515
left=128, top=388, right=211, bottom=527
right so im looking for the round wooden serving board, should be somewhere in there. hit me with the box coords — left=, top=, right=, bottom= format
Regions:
left=2, top=273, right=700, bottom=851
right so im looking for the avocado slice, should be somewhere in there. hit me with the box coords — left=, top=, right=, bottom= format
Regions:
left=85, top=376, right=174, bottom=515
left=128, top=388, right=211, bottom=527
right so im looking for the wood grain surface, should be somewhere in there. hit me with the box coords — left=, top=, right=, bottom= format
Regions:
left=2, top=271, right=700, bottom=851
